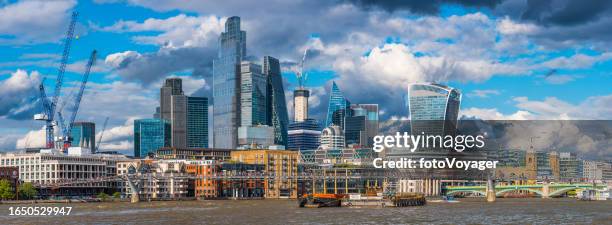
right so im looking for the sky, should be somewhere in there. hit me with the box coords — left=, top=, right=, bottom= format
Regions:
left=0, top=0, right=611, bottom=158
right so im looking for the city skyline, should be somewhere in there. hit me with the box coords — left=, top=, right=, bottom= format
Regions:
left=0, top=1, right=611, bottom=159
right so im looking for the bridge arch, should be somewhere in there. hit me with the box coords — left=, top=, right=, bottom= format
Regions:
left=446, top=190, right=486, bottom=196
left=548, top=187, right=595, bottom=197
left=495, top=188, right=542, bottom=197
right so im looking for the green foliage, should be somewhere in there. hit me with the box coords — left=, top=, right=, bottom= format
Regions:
left=18, top=182, right=38, bottom=200
left=97, top=192, right=110, bottom=201
left=0, top=179, right=15, bottom=200
left=112, top=192, right=121, bottom=199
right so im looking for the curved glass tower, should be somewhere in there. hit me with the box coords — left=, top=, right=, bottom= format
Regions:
left=408, top=83, right=461, bottom=136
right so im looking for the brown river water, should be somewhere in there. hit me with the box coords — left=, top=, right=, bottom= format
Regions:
left=0, top=198, right=611, bottom=224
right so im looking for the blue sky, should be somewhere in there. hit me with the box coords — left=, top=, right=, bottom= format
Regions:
left=1, top=0, right=611, bottom=157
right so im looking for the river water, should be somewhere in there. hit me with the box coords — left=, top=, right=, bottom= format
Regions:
left=1, top=198, right=610, bottom=224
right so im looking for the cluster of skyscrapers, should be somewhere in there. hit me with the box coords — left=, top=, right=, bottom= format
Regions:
left=134, top=78, right=208, bottom=157
left=133, top=17, right=289, bottom=157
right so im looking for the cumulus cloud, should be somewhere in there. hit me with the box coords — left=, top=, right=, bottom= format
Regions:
left=0, top=69, right=42, bottom=120
left=97, top=14, right=224, bottom=48
left=462, top=95, right=612, bottom=120
left=104, top=47, right=216, bottom=84
left=16, top=126, right=48, bottom=149
left=461, top=108, right=535, bottom=120
left=0, top=0, right=76, bottom=44
left=467, top=89, right=501, bottom=98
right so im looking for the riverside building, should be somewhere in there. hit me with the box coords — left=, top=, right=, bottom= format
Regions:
left=0, top=150, right=128, bottom=197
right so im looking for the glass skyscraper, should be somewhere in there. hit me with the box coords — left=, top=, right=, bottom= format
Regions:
left=408, top=83, right=461, bottom=136
left=213, top=16, right=246, bottom=149
left=134, top=119, right=171, bottom=158
left=325, top=81, right=350, bottom=129
left=70, top=122, right=95, bottom=153
left=240, top=61, right=267, bottom=126
left=187, top=97, right=208, bottom=148
left=344, top=115, right=366, bottom=146
left=348, top=104, right=379, bottom=147
left=288, top=119, right=321, bottom=152
left=264, top=56, right=289, bottom=146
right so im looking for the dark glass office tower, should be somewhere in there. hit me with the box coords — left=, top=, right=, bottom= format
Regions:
left=213, top=16, right=246, bottom=148
left=344, top=115, right=366, bottom=147
left=187, top=97, right=208, bottom=148
left=348, top=104, right=379, bottom=147
left=264, top=56, right=289, bottom=146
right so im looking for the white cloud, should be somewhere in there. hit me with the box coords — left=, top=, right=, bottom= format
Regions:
left=0, top=69, right=41, bottom=119
left=16, top=126, right=48, bottom=149
left=461, top=95, right=612, bottom=120
left=0, top=0, right=76, bottom=44
left=467, top=89, right=501, bottom=98
left=98, top=14, right=224, bottom=48
left=497, top=17, right=538, bottom=35
left=541, top=53, right=612, bottom=70
left=104, top=51, right=142, bottom=68
left=77, top=81, right=158, bottom=122
left=461, top=108, right=535, bottom=120
left=97, top=118, right=134, bottom=144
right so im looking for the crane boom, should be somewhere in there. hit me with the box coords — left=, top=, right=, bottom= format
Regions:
left=41, top=11, right=78, bottom=148
left=59, top=50, right=96, bottom=150
left=95, top=117, right=109, bottom=153
left=51, top=11, right=78, bottom=118
left=67, top=50, right=97, bottom=133
left=297, top=48, right=308, bottom=88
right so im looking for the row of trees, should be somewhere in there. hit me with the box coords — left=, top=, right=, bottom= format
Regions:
left=0, top=179, right=38, bottom=200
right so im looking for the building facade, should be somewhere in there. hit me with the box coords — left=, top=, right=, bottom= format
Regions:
left=187, top=97, right=208, bottom=148
left=264, top=56, right=289, bottom=147
left=70, top=122, right=95, bottom=153
left=0, top=152, right=126, bottom=197
left=325, top=82, right=350, bottom=129
left=559, top=152, right=583, bottom=182
left=170, top=95, right=188, bottom=148
left=287, top=119, right=321, bottom=152
left=238, top=125, right=274, bottom=147
left=349, top=104, right=379, bottom=147
left=213, top=16, right=246, bottom=149
left=293, top=89, right=309, bottom=122
left=134, top=119, right=171, bottom=158
left=231, top=150, right=299, bottom=198
left=408, top=83, right=461, bottom=136
left=155, top=147, right=232, bottom=161
left=240, top=61, right=267, bottom=126
left=320, top=125, right=345, bottom=150
left=160, top=78, right=184, bottom=121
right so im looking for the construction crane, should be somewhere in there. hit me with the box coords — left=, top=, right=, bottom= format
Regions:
left=58, top=50, right=97, bottom=150
left=296, top=48, right=309, bottom=88
left=95, top=117, right=109, bottom=153
left=34, top=12, right=78, bottom=149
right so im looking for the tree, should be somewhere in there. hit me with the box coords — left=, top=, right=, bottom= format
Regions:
left=18, top=182, right=38, bottom=200
left=112, top=192, right=121, bottom=199
left=0, top=179, right=15, bottom=200
left=97, top=192, right=109, bottom=201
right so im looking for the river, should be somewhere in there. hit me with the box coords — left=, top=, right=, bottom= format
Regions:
left=1, top=198, right=610, bottom=224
